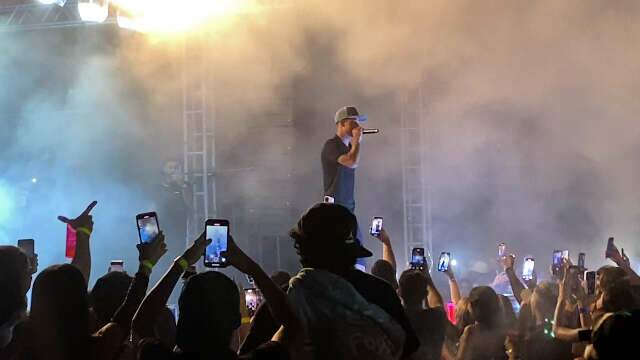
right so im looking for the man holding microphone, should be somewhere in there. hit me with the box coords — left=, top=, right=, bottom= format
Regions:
left=321, top=106, right=376, bottom=270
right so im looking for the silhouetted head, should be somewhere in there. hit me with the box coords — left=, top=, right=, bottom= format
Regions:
left=398, top=269, right=427, bottom=306
left=271, top=270, right=292, bottom=288
left=90, top=271, right=133, bottom=329
left=176, top=271, right=241, bottom=354
left=468, top=286, right=501, bottom=329
left=0, top=246, right=30, bottom=347
left=372, top=260, right=398, bottom=290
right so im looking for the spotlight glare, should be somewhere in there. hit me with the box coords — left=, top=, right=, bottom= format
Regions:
left=451, top=259, right=458, bottom=266
left=31, top=177, right=37, bottom=184
left=39, top=0, right=66, bottom=6
left=78, top=0, right=109, bottom=23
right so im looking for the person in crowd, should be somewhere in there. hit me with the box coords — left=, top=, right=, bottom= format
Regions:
left=456, top=286, right=507, bottom=360
left=398, top=269, right=447, bottom=360
left=133, top=232, right=298, bottom=360
left=271, top=271, right=292, bottom=288
left=584, top=310, right=640, bottom=360
left=12, top=202, right=167, bottom=360
left=241, top=203, right=419, bottom=358
left=0, top=246, right=31, bottom=349
left=372, top=259, right=399, bottom=290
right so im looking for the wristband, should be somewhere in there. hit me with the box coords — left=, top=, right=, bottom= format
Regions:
left=76, top=227, right=92, bottom=236
left=142, top=260, right=154, bottom=271
left=176, top=257, right=189, bottom=271
left=241, top=317, right=251, bottom=325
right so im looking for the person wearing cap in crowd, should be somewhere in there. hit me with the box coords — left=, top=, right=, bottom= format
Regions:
left=239, top=203, right=419, bottom=358
left=321, top=105, right=368, bottom=268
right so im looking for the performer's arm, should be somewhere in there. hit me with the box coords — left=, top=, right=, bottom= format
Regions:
left=337, top=127, right=362, bottom=168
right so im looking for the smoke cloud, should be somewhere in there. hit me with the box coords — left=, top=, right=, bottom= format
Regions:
left=2, top=0, right=640, bottom=286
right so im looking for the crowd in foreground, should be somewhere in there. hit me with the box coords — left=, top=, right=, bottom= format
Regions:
left=1, top=201, right=639, bottom=360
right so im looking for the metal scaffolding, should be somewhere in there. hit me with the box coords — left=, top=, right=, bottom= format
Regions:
left=0, top=1, right=115, bottom=32
left=400, top=85, right=433, bottom=270
left=182, top=36, right=216, bottom=246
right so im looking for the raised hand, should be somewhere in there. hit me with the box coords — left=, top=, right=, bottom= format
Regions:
left=57, top=201, right=97, bottom=230
left=181, top=231, right=211, bottom=266
left=137, top=231, right=168, bottom=265
left=223, top=235, right=257, bottom=275
left=501, top=254, right=516, bottom=271
left=351, top=126, right=363, bottom=145
left=373, top=228, right=391, bottom=244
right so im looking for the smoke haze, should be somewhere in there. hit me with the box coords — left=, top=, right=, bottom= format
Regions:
left=1, top=0, right=640, bottom=286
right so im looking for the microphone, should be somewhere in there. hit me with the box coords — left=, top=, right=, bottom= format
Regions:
left=363, top=128, right=380, bottom=135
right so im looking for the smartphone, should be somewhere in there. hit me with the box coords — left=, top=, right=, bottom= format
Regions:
left=522, top=257, right=535, bottom=280
left=17, top=239, right=35, bottom=257
left=498, top=243, right=506, bottom=258
left=109, top=260, right=124, bottom=272
left=370, top=217, right=383, bottom=236
left=578, top=252, right=586, bottom=269
left=136, top=212, right=160, bottom=244
left=562, top=250, right=570, bottom=261
left=204, top=219, right=229, bottom=268
left=244, top=288, right=264, bottom=317
left=585, top=270, right=596, bottom=295
left=323, top=195, right=335, bottom=204
left=437, top=252, right=451, bottom=272
left=606, top=237, right=615, bottom=257
left=411, top=247, right=426, bottom=270
left=246, top=274, right=255, bottom=286
left=65, top=224, right=77, bottom=259
left=552, top=250, right=563, bottom=276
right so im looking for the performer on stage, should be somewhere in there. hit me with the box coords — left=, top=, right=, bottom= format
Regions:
left=321, top=106, right=368, bottom=267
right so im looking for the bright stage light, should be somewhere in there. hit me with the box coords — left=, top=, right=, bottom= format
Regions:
left=38, top=0, right=66, bottom=6
left=31, top=177, right=38, bottom=184
left=450, top=259, right=458, bottom=267
left=113, top=0, right=251, bottom=34
left=78, top=0, right=109, bottom=23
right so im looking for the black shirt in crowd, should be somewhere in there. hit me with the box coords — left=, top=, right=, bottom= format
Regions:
left=321, top=135, right=355, bottom=211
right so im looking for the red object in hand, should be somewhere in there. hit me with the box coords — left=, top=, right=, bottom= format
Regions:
left=446, top=302, right=457, bottom=325
left=66, top=224, right=77, bottom=259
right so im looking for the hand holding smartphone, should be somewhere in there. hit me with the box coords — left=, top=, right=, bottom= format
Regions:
left=437, top=252, right=451, bottom=272
left=410, top=247, right=426, bottom=271
left=369, top=217, right=383, bottom=237
left=522, top=257, right=535, bottom=281
left=109, top=260, right=124, bottom=272
left=204, top=219, right=229, bottom=268
left=136, top=212, right=160, bottom=244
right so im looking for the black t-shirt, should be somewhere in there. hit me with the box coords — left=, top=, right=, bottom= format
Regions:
left=240, top=269, right=420, bottom=358
left=404, top=308, right=446, bottom=360
left=321, top=136, right=355, bottom=210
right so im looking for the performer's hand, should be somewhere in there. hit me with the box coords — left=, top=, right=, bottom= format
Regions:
left=351, top=126, right=363, bottom=145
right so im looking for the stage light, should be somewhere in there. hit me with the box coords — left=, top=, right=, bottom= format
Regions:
left=451, top=259, right=458, bottom=267
left=31, top=177, right=37, bottom=184
left=78, top=0, right=109, bottom=23
left=38, top=0, right=66, bottom=6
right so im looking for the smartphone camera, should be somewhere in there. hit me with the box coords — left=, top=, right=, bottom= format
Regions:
left=498, top=243, right=506, bottom=258
left=410, top=247, right=426, bottom=270
left=585, top=270, right=596, bottom=295
left=552, top=250, right=563, bottom=276
left=323, top=195, right=335, bottom=204
left=437, top=252, right=451, bottom=272
left=204, top=219, right=229, bottom=268
left=370, top=217, right=383, bottom=236
left=522, top=257, right=535, bottom=281
left=244, top=288, right=263, bottom=317
left=136, top=212, right=159, bottom=244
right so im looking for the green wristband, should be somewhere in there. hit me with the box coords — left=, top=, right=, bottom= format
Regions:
left=142, top=260, right=154, bottom=271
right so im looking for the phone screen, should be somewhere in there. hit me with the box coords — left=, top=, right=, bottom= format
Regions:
left=437, top=252, right=450, bottom=272
left=205, top=221, right=228, bottom=267
left=244, top=288, right=263, bottom=317
left=66, top=224, right=77, bottom=259
left=370, top=217, right=383, bottom=236
left=411, top=247, right=426, bottom=268
left=562, top=250, right=570, bottom=261
left=137, top=213, right=159, bottom=244
left=17, top=239, right=35, bottom=257
left=522, top=257, right=535, bottom=280
left=552, top=250, right=562, bottom=275
left=498, top=243, right=506, bottom=258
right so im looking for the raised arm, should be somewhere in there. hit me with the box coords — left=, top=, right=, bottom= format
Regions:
left=444, top=266, right=462, bottom=305
left=503, top=255, right=526, bottom=304
left=373, top=228, right=397, bottom=271
left=110, top=233, right=167, bottom=333
left=552, top=262, right=591, bottom=342
left=224, top=236, right=301, bottom=341
left=58, top=201, right=97, bottom=285
left=424, top=269, right=444, bottom=309
left=132, top=233, right=210, bottom=340
left=337, top=127, right=362, bottom=169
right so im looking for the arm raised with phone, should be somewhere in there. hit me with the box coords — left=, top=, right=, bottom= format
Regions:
left=58, top=201, right=97, bottom=285
left=223, top=236, right=302, bottom=346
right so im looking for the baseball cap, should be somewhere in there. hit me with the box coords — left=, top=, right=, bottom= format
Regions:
left=289, top=203, right=373, bottom=258
left=334, top=106, right=368, bottom=124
